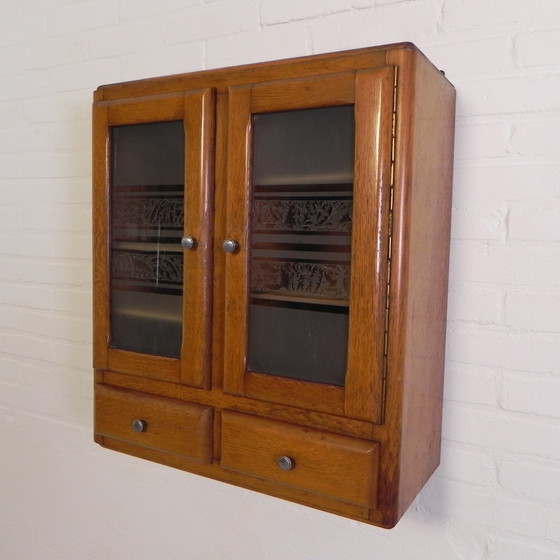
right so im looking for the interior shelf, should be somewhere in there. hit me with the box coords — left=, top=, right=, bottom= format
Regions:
left=113, top=307, right=183, bottom=323
left=250, top=292, right=349, bottom=307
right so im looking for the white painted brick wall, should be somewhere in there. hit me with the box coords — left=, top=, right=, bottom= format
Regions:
left=1, top=1, right=559, bottom=559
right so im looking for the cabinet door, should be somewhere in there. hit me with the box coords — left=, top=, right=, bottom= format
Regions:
left=223, top=69, right=394, bottom=422
left=93, top=90, right=214, bottom=387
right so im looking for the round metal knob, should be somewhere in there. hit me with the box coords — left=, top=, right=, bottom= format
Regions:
left=131, top=419, right=147, bottom=433
left=181, top=235, right=196, bottom=250
left=222, top=238, right=239, bottom=254
left=277, top=455, right=295, bottom=471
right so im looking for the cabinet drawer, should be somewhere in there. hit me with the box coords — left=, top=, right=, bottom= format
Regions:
left=95, top=385, right=213, bottom=463
left=221, top=411, right=379, bottom=507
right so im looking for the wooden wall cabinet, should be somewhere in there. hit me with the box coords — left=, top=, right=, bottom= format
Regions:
left=92, top=43, right=455, bottom=528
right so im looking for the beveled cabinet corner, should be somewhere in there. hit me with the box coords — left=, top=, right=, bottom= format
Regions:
left=92, top=42, right=455, bottom=528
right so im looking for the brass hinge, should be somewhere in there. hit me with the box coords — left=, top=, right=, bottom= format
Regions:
left=380, top=66, right=398, bottom=421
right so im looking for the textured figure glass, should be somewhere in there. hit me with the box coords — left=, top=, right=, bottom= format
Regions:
left=110, top=121, right=185, bottom=358
left=248, top=106, right=354, bottom=386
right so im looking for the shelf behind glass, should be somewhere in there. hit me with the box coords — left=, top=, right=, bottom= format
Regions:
left=110, top=120, right=185, bottom=359
left=247, top=106, right=355, bottom=386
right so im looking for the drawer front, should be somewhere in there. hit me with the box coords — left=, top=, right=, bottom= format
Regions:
left=95, top=385, right=213, bottom=463
left=221, top=411, right=379, bottom=507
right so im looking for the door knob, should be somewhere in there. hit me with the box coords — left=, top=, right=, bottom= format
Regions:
left=181, top=235, right=196, bottom=250
left=222, top=238, right=239, bottom=253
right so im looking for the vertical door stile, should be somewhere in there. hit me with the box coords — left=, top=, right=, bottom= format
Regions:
left=345, top=66, right=395, bottom=423
left=181, top=88, right=216, bottom=388
left=223, top=86, right=253, bottom=396
left=92, top=101, right=110, bottom=371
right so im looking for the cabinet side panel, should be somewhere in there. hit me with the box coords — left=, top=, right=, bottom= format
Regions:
left=392, top=49, right=456, bottom=517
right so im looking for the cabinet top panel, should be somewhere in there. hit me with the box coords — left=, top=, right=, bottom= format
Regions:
left=93, top=42, right=450, bottom=102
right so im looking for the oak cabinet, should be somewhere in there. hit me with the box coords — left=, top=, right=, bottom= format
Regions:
left=93, top=42, right=455, bottom=528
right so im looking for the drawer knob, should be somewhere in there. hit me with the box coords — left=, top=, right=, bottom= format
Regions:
left=222, top=238, right=239, bottom=254
left=181, top=235, right=196, bottom=250
left=277, top=455, right=295, bottom=471
left=131, top=419, right=147, bottom=433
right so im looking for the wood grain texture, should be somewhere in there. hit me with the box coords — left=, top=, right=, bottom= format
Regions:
left=180, top=88, right=215, bottom=389
left=101, top=369, right=375, bottom=440
left=243, top=371, right=345, bottom=416
left=250, top=72, right=355, bottom=113
left=95, top=384, right=213, bottom=463
left=387, top=46, right=455, bottom=521
left=210, top=90, right=229, bottom=390
left=95, top=47, right=389, bottom=101
left=104, top=93, right=185, bottom=125
left=107, top=350, right=180, bottom=382
left=344, top=65, right=395, bottom=423
left=221, top=411, right=379, bottom=507
left=92, top=102, right=109, bottom=370
left=222, top=85, right=252, bottom=397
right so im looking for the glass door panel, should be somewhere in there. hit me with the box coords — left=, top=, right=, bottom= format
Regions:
left=247, top=106, right=355, bottom=386
left=110, top=121, right=185, bottom=358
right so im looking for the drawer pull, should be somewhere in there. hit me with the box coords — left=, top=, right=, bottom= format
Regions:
left=131, top=419, right=147, bottom=433
left=277, top=455, right=295, bottom=471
